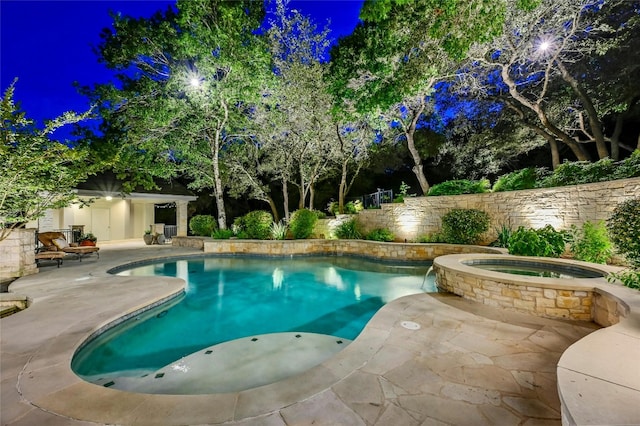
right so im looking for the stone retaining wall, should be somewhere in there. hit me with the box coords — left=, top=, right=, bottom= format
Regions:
left=357, top=177, right=640, bottom=242
left=0, top=229, right=37, bottom=280
left=203, top=239, right=504, bottom=261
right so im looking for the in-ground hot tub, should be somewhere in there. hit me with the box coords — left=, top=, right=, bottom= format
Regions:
left=461, top=257, right=607, bottom=279
left=433, top=254, right=620, bottom=321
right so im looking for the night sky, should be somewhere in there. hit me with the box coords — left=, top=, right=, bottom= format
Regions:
left=1, top=0, right=363, bottom=129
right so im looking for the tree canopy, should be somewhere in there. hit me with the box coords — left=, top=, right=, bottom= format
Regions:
left=0, top=81, right=99, bottom=241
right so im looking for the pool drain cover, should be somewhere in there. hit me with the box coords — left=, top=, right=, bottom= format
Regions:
left=400, top=321, right=420, bottom=330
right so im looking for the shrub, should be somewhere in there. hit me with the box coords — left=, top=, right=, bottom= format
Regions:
left=540, top=158, right=616, bottom=187
left=366, top=228, right=394, bottom=242
left=608, top=269, right=640, bottom=290
left=313, top=210, right=327, bottom=219
left=508, top=225, right=566, bottom=257
left=189, top=215, right=217, bottom=237
left=234, top=210, right=273, bottom=239
left=289, top=209, right=318, bottom=239
left=428, top=179, right=490, bottom=196
left=489, top=224, right=513, bottom=248
left=328, top=200, right=362, bottom=215
left=212, top=229, right=234, bottom=239
left=492, top=168, right=540, bottom=192
left=607, top=197, right=640, bottom=267
left=440, top=208, right=490, bottom=244
left=568, top=221, right=612, bottom=264
left=334, top=218, right=362, bottom=239
left=417, top=232, right=447, bottom=243
left=271, top=221, right=288, bottom=240
left=612, top=150, right=640, bottom=180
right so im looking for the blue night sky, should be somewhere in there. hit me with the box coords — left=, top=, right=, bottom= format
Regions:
left=1, top=1, right=363, bottom=128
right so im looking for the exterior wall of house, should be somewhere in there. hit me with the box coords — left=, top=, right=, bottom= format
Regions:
left=357, top=177, right=640, bottom=243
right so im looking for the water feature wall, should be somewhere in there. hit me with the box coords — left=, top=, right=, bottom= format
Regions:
left=356, top=177, right=640, bottom=243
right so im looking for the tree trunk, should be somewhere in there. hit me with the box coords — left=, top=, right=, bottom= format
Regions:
left=212, top=100, right=228, bottom=230
left=266, top=196, right=279, bottom=223
left=282, top=177, right=290, bottom=221
left=338, top=159, right=348, bottom=214
left=309, top=185, right=315, bottom=211
left=404, top=98, right=430, bottom=195
left=556, top=61, right=609, bottom=160
left=501, top=65, right=589, bottom=162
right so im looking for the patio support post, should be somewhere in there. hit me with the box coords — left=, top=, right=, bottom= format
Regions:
left=176, top=201, right=189, bottom=237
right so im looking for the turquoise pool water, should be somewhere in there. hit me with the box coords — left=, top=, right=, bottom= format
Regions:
left=72, top=256, right=434, bottom=381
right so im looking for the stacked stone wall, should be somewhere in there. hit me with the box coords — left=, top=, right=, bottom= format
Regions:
left=203, top=239, right=503, bottom=260
left=357, top=177, right=640, bottom=243
left=0, top=229, right=38, bottom=280
left=435, top=266, right=594, bottom=321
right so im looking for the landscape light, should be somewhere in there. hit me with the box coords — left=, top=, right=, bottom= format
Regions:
left=190, top=77, right=200, bottom=87
left=539, top=41, right=550, bottom=51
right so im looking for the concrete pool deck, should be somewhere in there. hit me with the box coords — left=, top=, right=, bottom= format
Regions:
left=0, top=240, right=610, bottom=425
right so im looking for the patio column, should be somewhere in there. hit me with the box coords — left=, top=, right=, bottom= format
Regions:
left=176, top=201, right=189, bottom=236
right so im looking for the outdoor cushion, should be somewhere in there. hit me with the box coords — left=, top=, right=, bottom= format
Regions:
left=52, top=238, right=69, bottom=250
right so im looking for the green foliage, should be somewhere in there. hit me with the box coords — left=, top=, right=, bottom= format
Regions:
left=212, top=229, right=234, bottom=239
left=417, top=233, right=448, bottom=243
left=234, top=210, right=273, bottom=240
left=334, top=218, right=362, bottom=239
left=289, top=209, right=318, bottom=239
left=490, top=224, right=513, bottom=248
left=441, top=209, right=490, bottom=244
left=607, top=197, right=640, bottom=267
left=568, top=221, right=612, bottom=264
left=508, top=225, right=567, bottom=258
left=189, top=215, right=217, bottom=237
left=612, top=150, right=640, bottom=180
left=312, top=210, right=327, bottom=220
left=366, top=228, right=395, bottom=242
left=91, top=0, right=271, bottom=230
left=428, top=179, right=490, bottom=196
left=538, top=154, right=640, bottom=188
left=608, top=269, right=640, bottom=290
left=331, top=200, right=363, bottom=215
left=270, top=221, right=288, bottom=240
left=79, top=233, right=97, bottom=243
left=492, top=168, right=540, bottom=192
left=0, top=81, right=98, bottom=241
left=394, top=181, right=412, bottom=202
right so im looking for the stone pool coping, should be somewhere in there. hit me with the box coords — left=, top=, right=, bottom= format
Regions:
left=433, top=253, right=640, bottom=425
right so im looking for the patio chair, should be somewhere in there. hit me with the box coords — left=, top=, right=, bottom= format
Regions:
left=37, top=232, right=100, bottom=261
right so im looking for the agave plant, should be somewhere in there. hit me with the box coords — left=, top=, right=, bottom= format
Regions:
left=270, top=221, right=288, bottom=240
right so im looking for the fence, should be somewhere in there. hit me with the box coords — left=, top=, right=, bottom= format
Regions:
left=362, top=189, right=393, bottom=209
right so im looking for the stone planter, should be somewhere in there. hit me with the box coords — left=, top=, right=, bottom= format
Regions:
left=143, top=234, right=153, bottom=245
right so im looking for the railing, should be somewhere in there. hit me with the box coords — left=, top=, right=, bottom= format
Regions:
left=362, top=189, right=393, bottom=209
left=35, top=228, right=79, bottom=249
left=164, top=225, right=177, bottom=240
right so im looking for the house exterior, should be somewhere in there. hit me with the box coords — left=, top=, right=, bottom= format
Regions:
left=26, top=173, right=197, bottom=241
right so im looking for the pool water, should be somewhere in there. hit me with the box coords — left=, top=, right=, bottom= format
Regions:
left=72, top=256, right=433, bottom=384
left=469, top=262, right=605, bottom=279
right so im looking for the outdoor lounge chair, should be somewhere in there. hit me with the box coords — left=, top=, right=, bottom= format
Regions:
left=37, top=232, right=100, bottom=261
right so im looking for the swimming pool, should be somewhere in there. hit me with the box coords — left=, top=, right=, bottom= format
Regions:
left=72, top=255, right=434, bottom=393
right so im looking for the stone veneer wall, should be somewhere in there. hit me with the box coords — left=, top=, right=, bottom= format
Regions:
left=357, top=177, right=640, bottom=243
left=433, top=254, right=628, bottom=324
left=0, top=229, right=38, bottom=280
left=434, top=266, right=594, bottom=321
left=202, top=239, right=504, bottom=260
